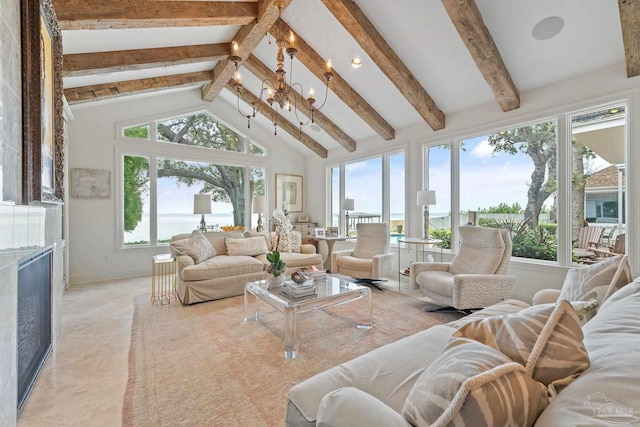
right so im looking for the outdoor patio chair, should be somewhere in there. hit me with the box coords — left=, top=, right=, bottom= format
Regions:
left=572, top=226, right=605, bottom=261
left=589, top=233, right=625, bottom=260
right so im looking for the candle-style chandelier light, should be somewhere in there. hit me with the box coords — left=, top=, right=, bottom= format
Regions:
left=229, top=0, right=333, bottom=135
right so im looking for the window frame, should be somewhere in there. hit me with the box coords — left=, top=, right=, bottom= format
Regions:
left=115, top=109, right=272, bottom=250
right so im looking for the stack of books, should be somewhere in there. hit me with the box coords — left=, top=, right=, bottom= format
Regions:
left=300, top=266, right=327, bottom=278
left=281, top=280, right=317, bottom=300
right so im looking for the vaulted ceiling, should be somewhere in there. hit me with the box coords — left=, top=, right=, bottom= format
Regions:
left=57, top=0, right=640, bottom=158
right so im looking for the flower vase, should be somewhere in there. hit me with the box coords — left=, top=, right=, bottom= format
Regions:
left=268, top=274, right=285, bottom=288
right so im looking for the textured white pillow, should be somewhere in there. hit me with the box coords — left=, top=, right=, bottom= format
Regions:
left=560, top=254, right=631, bottom=320
left=171, top=233, right=217, bottom=263
left=225, top=236, right=268, bottom=257
left=402, top=337, right=548, bottom=427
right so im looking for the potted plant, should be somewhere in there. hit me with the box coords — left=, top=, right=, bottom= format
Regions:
left=266, top=205, right=291, bottom=288
left=266, top=250, right=286, bottom=288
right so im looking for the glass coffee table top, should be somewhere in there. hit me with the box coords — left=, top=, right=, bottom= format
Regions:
left=244, top=275, right=373, bottom=359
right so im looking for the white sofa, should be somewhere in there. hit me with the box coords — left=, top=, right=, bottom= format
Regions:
left=170, top=231, right=323, bottom=304
left=286, top=267, right=640, bottom=426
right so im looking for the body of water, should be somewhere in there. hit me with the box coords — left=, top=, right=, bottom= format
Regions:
left=125, top=213, right=235, bottom=243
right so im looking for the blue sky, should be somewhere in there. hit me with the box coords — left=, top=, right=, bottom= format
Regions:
left=144, top=137, right=610, bottom=216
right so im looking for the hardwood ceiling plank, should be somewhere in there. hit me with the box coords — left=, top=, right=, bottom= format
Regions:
left=64, top=70, right=212, bottom=104
left=442, top=0, right=520, bottom=111
left=243, top=55, right=356, bottom=152
left=224, top=80, right=328, bottom=158
left=321, top=0, right=445, bottom=131
left=63, top=44, right=229, bottom=77
left=201, top=0, right=292, bottom=102
left=54, top=0, right=257, bottom=30
left=272, top=19, right=394, bottom=141
left=618, top=0, right=640, bottom=77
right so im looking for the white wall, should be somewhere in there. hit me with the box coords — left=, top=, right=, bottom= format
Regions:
left=67, top=89, right=308, bottom=284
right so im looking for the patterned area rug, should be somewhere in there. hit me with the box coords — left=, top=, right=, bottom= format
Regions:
left=122, top=288, right=462, bottom=426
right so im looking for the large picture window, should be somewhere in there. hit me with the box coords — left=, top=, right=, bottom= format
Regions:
left=120, top=112, right=266, bottom=247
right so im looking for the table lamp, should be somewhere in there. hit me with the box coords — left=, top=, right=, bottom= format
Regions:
left=194, top=194, right=212, bottom=232
left=417, top=190, right=436, bottom=240
left=341, top=198, right=355, bottom=237
left=252, top=195, right=267, bottom=232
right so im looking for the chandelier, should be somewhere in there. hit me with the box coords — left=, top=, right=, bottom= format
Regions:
left=229, top=1, right=333, bottom=134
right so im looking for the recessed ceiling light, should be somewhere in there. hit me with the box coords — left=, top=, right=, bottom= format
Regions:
left=532, top=16, right=565, bottom=41
left=351, top=57, right=362, bottom=69
left=310, top=124, right=322, bottom=133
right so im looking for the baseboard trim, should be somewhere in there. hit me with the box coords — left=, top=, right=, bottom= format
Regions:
left=69, top=268, right=149, bottom=286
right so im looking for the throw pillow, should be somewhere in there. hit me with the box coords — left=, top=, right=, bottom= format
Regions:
left=225, top=236, right=268, bottom=257
left=453, top=300, right=590, bottom=391
left=401, top=337, right=549, bottom=427
left=560, top=254, right=631, bottom=318
left=171, top=233, right=217, bottom=264
left=272, top=227, right=302, bottom=253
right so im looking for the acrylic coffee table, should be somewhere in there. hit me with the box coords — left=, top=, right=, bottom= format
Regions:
left=244, top=275, right=372, bottom=359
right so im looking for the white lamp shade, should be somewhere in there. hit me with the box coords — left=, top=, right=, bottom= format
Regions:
left=252, top=195, right=267, bottom=214
left=341, top=198, right=355, bottom=211
left=193, top=194, right=212, bottom=214
left=417, top=190, right=436, bottom=206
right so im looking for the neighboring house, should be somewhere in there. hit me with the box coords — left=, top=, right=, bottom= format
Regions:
left=585, top=165, right=626, bottom=223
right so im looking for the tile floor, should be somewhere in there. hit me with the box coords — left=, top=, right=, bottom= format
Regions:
left=16, top=273, right=420, bottom=427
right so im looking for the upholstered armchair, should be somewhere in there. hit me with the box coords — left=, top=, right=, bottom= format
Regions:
left=410, top=226, right=516, bottom=311
left=331, top=223, right=394, bottom=286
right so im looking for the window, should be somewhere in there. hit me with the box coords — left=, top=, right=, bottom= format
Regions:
left=459, top=121, right=557, bottom=261
left=427, top=144, right=451, bottom=248
left=123, top=125, right=149, bottom=140
left=329, top=153, right=404, bottom=240
left=345, top=157, right=382, bottom=237
left=389, top=152, right=405, bottom=243
left=123, top=155, right=150, bottom=245
left=570, top=105, right=626, bottom=263
left=120, top=111, right=267, bottom=247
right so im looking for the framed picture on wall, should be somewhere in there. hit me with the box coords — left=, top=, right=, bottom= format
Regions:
left=276, top=174, right=303, bottom=212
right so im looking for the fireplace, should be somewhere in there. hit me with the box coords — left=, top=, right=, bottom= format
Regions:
left=17, top=246, right=53, bottom=414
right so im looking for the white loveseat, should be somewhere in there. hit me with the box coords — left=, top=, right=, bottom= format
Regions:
left=286, top=255, right=639, bottom=426
left=170, top=231, right=323, bottom=304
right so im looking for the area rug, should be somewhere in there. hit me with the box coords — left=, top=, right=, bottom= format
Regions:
left=122, top=289, right=462, bottom=426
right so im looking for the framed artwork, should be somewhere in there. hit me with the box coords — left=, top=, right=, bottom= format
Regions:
left=297, top=214, right=309, bottom=222
left=22, top=0, right=64, bottom=203
left=313, top=228, right=325, bottom=237
left=71, top=169, right=111, bottom=199
left=276, top=174, right=303, bottom=212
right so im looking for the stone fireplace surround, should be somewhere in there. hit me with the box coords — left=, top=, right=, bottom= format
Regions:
left=0, top=203, right=65, bottom=426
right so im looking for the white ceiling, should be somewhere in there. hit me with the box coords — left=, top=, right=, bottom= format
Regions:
left=62, top=0, right=626, bottom=154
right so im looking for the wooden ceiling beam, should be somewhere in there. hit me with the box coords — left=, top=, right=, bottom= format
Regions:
left=63, top=44, right=228, bottom=77
left=442, top=0, right=520, bottom=112
left=321, top=0, right=445, bottom=131
left=618, top=0, right=640, bottom=77
left=201, top=0, right=291, bottom=102
left=64, top=71, right=212, bottom=104
left=243, top=55, right=356, bottom=152
left=54, top=0, right=256, bottom=30
left=225, top=81, right=328, bottom=158
left=271, top=19, right=395, bottom=141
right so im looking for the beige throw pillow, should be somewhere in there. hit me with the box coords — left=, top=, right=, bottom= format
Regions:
left=225, top=236, right=268, bottom=257
left=401, top=337, right=548, bottom=427
left=171, top=233, right=217, bottom=264
left=560, top=254, right=631, bottom=320
left=453, top=300, right=590, bottom=391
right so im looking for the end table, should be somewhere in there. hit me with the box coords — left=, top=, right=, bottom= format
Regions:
left=151, top=254, right=176, bottom=305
